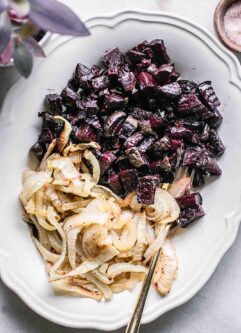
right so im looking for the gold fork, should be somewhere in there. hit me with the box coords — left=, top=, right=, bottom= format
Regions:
left=125, top=168, right=192, bottom=333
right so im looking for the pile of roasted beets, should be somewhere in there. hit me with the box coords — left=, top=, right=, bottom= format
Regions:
left=30, top=39, right=225, bottom=226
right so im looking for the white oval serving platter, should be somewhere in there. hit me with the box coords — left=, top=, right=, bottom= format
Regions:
left=0, top=10, right=241, bottom=330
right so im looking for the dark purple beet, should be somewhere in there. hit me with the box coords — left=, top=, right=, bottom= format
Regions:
left=138, top=136, right=155, bottom=153
left=137, top=176, right=157, bottom=205
left=107, top=173, right=123, bottom=195
left=207, top=109, right=223, bottom=128
left=149, top=116, right=168, bottom=129
left=85, top=115, right=102, bottom=131
left=30, top=142, right=46, bottom=160
left=124, top=132, right=144, bottom=149
left=149, top=39, right=170, bottom=64
left=102, top=47, right=125, bottom=67
left=136, top=59, right=152, bottom=71
left=115, top=155, right=132, bottom=171
left=74, top=63, right=95, bottom=89
left=118, top=70, right=136, bottom=92
left=200, top=124, right=210, bottom=142
left=126, top=49, right=146, bottom=63
left=137, top=72, right=156, bottom=91
left=34, top=39, right=224, bottom=202
left=45, top=94, right=62, bottom=114
left=119, top=169, right=138, bottom=194
left=169, top=126, right=192, bottom=139
left=177, top=205, right=205, bottom=228
left=104, top=94, right=128, bottom=110
left=198, top=81, right=221, bottom=110
left=178, top=93, right=205, bottom=113
left=153, top=63, right=173, bottom=85
left=61, top=87, right=79, bottom=108
left=169, top=139, right=183, bottom=150
left=178, top=80, right=197, bottom=94
left=104, top=111, right=126, bottom=138
left=74, top=125, right=97, bottom=143
left=183, top=147, right=222, bottom=176
left=156, top=82, right=181, bottom=98
left=91, top=75, right=110, bottom=92
left=39, top=128, right=54, bottom=144
left=82, top=98, right=99, bottom=115
left=102, top=137, right=121, bottom=152
left=206, top=129, right=225, bottom=156
left=120, top=115, right=138, bottom=138
left=176, top=192, right=203, bottom=209
left=99, top=151, right=117, bottom=174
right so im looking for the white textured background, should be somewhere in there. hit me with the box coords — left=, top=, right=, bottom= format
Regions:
left=0, top=1, right=241, bottom=332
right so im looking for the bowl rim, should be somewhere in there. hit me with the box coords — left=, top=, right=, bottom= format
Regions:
left=214, top=0, right=241, bottom=53
left=0, top=9, right=241, bottom=330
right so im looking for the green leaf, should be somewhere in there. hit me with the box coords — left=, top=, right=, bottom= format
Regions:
left=13, top=41, right=33, bottom=78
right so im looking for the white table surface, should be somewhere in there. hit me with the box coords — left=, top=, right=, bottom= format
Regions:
left=1, top=1, right=241, bottom=332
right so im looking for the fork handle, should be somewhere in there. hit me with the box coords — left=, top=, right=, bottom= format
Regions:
left=125, top=250, right=160, bottom=333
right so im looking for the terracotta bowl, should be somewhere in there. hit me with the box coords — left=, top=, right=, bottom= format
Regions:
left=214, top=0, right=241, bottom=53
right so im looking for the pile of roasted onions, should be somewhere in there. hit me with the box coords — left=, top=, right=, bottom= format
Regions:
left=20, top=134, right=180, bottom=301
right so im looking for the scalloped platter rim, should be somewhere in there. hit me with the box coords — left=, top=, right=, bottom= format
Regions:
left=0, top=10, right=241, bottom=330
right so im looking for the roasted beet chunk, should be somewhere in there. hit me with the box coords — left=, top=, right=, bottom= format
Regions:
left=115, top=155, right=132, bottom=171
left=39, top=128, right=54, bottom=144
left=137, top=72, right=156, bottom=91
left=74, top=125, right=97, bottom=143
left=124, top=132, right=144, bottom=149
left=169, top=126, right=192, bottom=139
left=99, top=151, right=117, bottom=174
left=120, top=115, right=138, bottom=138
left=126, top=147, right=147, bottom=168
left=178, top=80, right=197, bottom=94
left=74, top=63, right=93, bottom=88
left=150, top=116, right=168, bottom=129
left=102, top=47, right=125, bottom=67
left=107, top=173, right=123, bottom=195
left=137, top=176, right=157, bottom=205
left=91, top=75, right=109, bottom=92
left=149, top=39, right=170, bottom=64
left=45, top=94, right=62, bottom=114
left=30, top=142, right=46, bottom=160
left=196, top=150, right=222, bottom=176
left=178, top=93, right=205, bottom=113
left=207, top=109, right=223, bottom=128
left=82, top=98, right=99, bottom=115
left=154, top=64, right=173, bottom=85
left=138, top=136, right=155, bottom=153
left=177, top=205, right=205, bottom=228
left=119, top=169, right=138, bottom=194
left=34, top=39, right=225, bottom=203
left=183, top=147, right=222, bottom=176
left=61, top=87, right=79, bottom=108
left=156, top=82, right=181, bottom=98
left=176, top=192, right=203, bottom=209
left=118, top=70, right=136, bottom=92
left=104, top=111, right=126, bottom=137
left=198, top=81, right=221, bottom=110
left=104, top=93, right=128, bottom=110
left=206, top=129, right=225, bottom=156
left=131, top=107, right=152, bottom=120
